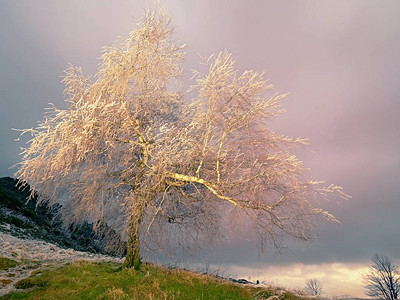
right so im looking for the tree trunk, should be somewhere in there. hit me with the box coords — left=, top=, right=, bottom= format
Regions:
left=123, top=212, right=143, bottom=269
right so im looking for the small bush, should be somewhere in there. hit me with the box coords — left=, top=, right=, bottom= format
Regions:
left=281, top=292, right=304, bottom=300
left=14, top=279, right=35, bottom=289
left=3, top=215, right=32, bottom=229
left=15, top=277, right=47, bottom=289
left=0, top=279, right=13, bottom=287
left=0, top=257, right=18, bottom=270
left=253, top=289, right=278, bottom=299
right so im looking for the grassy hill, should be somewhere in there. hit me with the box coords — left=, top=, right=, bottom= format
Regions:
left=0, top=178, right=309, bottom=299
left=1, top=260, right=307, bottom=300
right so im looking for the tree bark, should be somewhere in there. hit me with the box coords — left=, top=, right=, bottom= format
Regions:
left=123, top=212, right=143, bottom=269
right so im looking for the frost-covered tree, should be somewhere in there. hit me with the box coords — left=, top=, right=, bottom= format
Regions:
left=15, top=9, right=348, bottom=269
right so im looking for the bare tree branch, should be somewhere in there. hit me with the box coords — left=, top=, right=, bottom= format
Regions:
left=364, top=253, right=400, bottom=299
left=305, top=278, right=323, bottom=296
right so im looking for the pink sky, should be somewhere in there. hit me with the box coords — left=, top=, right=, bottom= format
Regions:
left=1, top=1, right=400, bottom=297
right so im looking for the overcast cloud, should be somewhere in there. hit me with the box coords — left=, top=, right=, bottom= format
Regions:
left=1, top=1, right=399, bottom=296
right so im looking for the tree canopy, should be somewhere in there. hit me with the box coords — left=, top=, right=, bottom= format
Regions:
left=15, top=9, right=348, bottom=269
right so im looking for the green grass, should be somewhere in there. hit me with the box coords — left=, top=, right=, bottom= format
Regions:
left=0, top=260, right=307, bottom=300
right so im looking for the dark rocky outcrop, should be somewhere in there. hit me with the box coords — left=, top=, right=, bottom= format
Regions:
left=0, top=177, right=126, bottom=257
